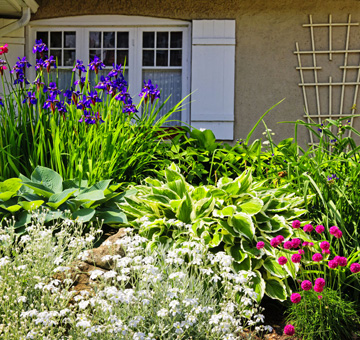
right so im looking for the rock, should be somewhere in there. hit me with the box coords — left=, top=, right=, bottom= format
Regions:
left=83, top=228, right=127, bottom=270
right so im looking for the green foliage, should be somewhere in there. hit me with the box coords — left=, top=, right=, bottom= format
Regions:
left=0, top=166, right=129, bottom=233
left=286, top=288, right=360, bottom=340
left=117, top=163, right=309, bottom=301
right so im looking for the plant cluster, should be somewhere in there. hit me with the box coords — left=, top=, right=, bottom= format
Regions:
left=0, top=214, right=272, bottom=339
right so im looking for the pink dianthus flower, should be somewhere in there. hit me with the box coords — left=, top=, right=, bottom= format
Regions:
left=278, top=256, right=288, bottom=265
left=312, top=253, right=323, bottom=262
left=292, top=220, right=301, bottom=229
left=290, top=293, right=301, bottom=304
left=337, top=257, right=347, bottom=267
left=322, top=249, right=330, bottom=254
left=283, top=241, right=293, bottom=249
left=301, top=280, right=312, bottom=291
left=350, top=263, right=360, bottom=273
left=298, top=249, right=305, bottom=255
left=303, top=224, right=313, bottom=233
left=256, top=241, right=265, bottom=250
left=315, top=278, right=325, bottom=287
left=328, top=260, right=338, bottom=269
left=270, top=237, right=280, bottom=248
left=334, top=230, right=343, bottom=239
left=276, top=235, right=285, bottom=243
left=291, top=254, right=301, bottom=263
left=314, top=284, right=324, bottom=293
left=315, top=225, right=325, bottom=234
left=291, top=238, right=301, bottom=248
left=329, top=226, right=339, bottom=236
left=320, top=241, right=330, bottom=251
left=284, top=324, right=295, bottom=336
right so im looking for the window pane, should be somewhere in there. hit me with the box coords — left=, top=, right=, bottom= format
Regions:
left=90, top=32, right=101, bottom=48
left=117, top=50, right=129, bottom=66
left=64, top=50, right=76, bottom=66
left=50, top=32, right=62, bottom=48
left=103, top=50, right=115, bottom=66
left=36, top=31, right=48, bottom=46
left=142, top=69, right=182, bottom=126
left=143, top=50, right=154, bottom=66
left=170, top=50, right=182, bottom=66
left=156, top=50, right=168, bottom=66
left=143, top=32, right=154, bottom=48
left=89, top=49, right=101, bottom=60
left=157, top=32, right=168, bottom=48
left=50, top=49, right=62, bottom=65
left=64, top=32, right=76, bottom=48
left=117, top=32, right=129, bottom=48
left=170, top=32, right=182, bottom=48
left=104, top=32, right=115, bottom=48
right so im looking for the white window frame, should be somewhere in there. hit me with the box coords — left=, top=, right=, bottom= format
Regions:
left=26, top=15, right=191, bottom=125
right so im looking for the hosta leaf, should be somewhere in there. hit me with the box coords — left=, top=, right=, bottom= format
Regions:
left=266, top=214, right=287, bottom=232
left=97, top=210, right=127, bottom=225
left=167, top=179, right=187, bottom=198
left=14, top=211, right=32, bottom=229
left=192, top=197, right=215, bottom=220
left=241, top=239, right=261, bottom=257
left=22, top=182, right=55, bottom=198
left=263, top=257, right=287, bottom=278
left=72, top=208, right=96, bottom=223
left=0, top=178, right=22, bottom=193
left=144, top=177, right=163, bottom=187
left=265, top=277, right=287, bottom=301
left=217, top=177, right=242, bottom=196
left=209, top=230, right=223, bottom=248
left=72, top=190, right=105, bottom=204
left=0, top=203, right=21, bottom=213
left=250, top=270, right=265, bottom=302
left=31, top=166, right=63, bottom=193
left=225, top=244, right=247, bottom=263
left=238, top=170, right=252, bottom=193
left=176, top=193, right=192, bottom=223
left=79, top=180, right=111, bottom=194
left=47, top=189, right=77, bottom=209
left=237, top=197, right=263, bottom=215
left=229, top=213, right=255, bottom=240
left=232, top=256, right=251, bottom=271
left=213, top=205, right=236, bottom=217
left=191, top=186, right=208, bottom=201
left=152, top=187, right=180, bottom=200
left=19, top=200, right=44, bottom=212
left=44, top=210, right=64, bottom=222
left=141, top=194, right=171, bottom=206
left=0, top=191, right=15, bottom=201
left=219, top=219, right=237, bottom=237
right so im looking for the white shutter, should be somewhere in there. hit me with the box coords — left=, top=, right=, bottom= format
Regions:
left=191, top=20, right=235, bottom=140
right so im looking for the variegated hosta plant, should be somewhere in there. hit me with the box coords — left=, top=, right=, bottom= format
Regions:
left=117, top=163, right=313, bottom=302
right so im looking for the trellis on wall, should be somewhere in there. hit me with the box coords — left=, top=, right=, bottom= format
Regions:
left=295, top=14, right=360, bottom=144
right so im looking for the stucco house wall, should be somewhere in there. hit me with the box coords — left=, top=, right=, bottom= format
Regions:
left=3, top=0, right=360, bottom=145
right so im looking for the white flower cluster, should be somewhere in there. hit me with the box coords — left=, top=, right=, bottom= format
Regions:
left=0, top=215, right=272, bottom=339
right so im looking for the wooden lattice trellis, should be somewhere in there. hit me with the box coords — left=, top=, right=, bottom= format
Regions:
left=295, top=14, right=360, bottom=144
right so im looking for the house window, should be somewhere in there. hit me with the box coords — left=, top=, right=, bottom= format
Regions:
left=28, top=18, right=190, bottom=126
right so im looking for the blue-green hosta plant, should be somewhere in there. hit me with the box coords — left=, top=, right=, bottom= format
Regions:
left=0, top=166, right=128, bottom=233
left=117, top=163, right=312, bottom=301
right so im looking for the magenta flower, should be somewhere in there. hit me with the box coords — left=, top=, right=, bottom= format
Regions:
left=303, top=224, right=313, bottom=233
left=350, top=263, right=360, bottom=273
left=314, top=284, right=324, bottom=293
left=278, top=256, right=288, bottom=265
left=312, top=253, right=323, bottom=262
left=292, top=220, right=301, bottom=229
left=301, top=280, right=312, bottom=291
left=315, top=278, right=325, bottom=287
left=329, top=226, right=339, bottom=235
left=328, top=260, right=338, bottom=269
left=291, top=254, right=301, bottom=263
left=276, top=235, right=285, bottom=243
left=298, top=249, right=305, bottom=255
left=291, top=238, right=301, bottom=248
left=256, top=241, right=265, bottom=250
left=337, top=257, right=347, bottom=267
left=334, top=230, right=343, bottom=239
left=315, top=225, right=325, bottom=234
left=302, top=241, right=309, bottom=247
left=320, top=241, right=330, bottom=251
left=322, top=249, right=331, bottom=254
left=283, top=241, right=293, bottom=249
left=270, top=237, right=281, bottom=248
left=318, top=295, right=323, bottom=300
left=284, top=324, right=295, bottom=336
left=290, top=293, right=301, bottom=303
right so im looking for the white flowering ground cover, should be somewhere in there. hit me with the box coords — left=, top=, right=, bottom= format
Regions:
left=0, top=212, right=272, bottom=339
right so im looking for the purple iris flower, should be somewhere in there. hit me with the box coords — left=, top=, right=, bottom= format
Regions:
left=33, top=78, right=45, bottom=92
left=108, top=64, right=123, bottom=79
left=56, top=100, right=67, bottom=119
left=111, top=76, right=127, bottom=91
left=64, top=89, right=73, bottom=104
left=74, top=77, right=86, bottom=90
left=11, top=57, right=31, bottom=74
left=87, top=90, right=102, bottom=105
left=44, top=56, right=57, bottom=72
left=88, top=55, right=105, bottom=75
left=72, top=59, right=87, bottom=77
left=13, top=72, right=29, bottom=86
left=43, top=93, right=59, bottom=113
left=122, top=97, right=138, bottom=114
left=77, top=96, right=91, bottom=111
left=0, top=97, right=4, bottom=107
left=72, top=90, right=81, bottom=105
left=35, top=59, right=46, bottom=71
left=139, top=79, right=160, bottom=104
left=95, top=75, right=111, bottom=91
left=114, top=87, right=130, bottom=102
left=32, top=39, right=48, bottom=58
left=43, top=82, right=61, bottom=96
left=22, top=91, right=37, bottom=106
